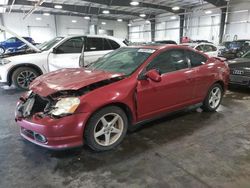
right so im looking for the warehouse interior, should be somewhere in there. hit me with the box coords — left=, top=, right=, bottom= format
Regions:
left=0, top=0, right=250, bottom=188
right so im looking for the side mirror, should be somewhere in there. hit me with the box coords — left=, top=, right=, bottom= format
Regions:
left=145, top=69, right=162, bottom=82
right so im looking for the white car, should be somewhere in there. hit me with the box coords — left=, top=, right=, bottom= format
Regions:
left=0, top=35, right=126, bottom=89
left=182, top=43, right=219, bottom=57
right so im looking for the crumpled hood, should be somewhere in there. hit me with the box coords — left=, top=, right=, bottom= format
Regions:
left=30, top=68, right=123, bottom=97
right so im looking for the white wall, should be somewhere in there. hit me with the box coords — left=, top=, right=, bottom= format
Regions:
left=225, top=0, right=250, bottom=41
left=0, top=13, right=128, bottom=43
left=128, top=19, right=151, bottom=42
left=155, top=13, right=180, bottom=43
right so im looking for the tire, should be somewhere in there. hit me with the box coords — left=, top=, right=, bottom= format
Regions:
left=0, top=46, right=5, bottom=55
left=202, top=83, right=223, bottom=112
left=84, top=106, right=128, bottom=151
left=12, top=67, right=39, bottom=90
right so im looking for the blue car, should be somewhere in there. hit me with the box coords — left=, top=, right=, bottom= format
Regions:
left=0, top=37, right=35, bottom=54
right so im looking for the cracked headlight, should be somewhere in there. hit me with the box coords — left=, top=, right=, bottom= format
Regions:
left=51, top=97, right=80, bottom=116
left=0, top=59, right=11, bottom=65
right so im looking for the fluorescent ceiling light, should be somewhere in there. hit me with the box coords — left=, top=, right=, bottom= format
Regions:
left=170, top=16, right=177, bottom=20
left=172, top=6, right=180, bottom=11
left=139, top=13, right=146, bottom=17
left=84, top=16, right=90, bottom=20
left=72, top=20, right=77, bottom=23
left=130, top=1, right=139, bottom=6
left=54, top=5, right=62, bottom=9
left=128, top=23, right=132, bottom=26
left=145, top=20, right=150, bottom=24
left=0, top=7, right=6, bottom=13
left=43, top=12, right=50, bottom=16
left=117, top=19, right=123, bottom=22
left=205, top=10, right=212, bottom=14
left=36, top=17, right=42, bottom=21
left=102, top=10, right=110, bottom=14
left=101, top=22, right=106, bottom=25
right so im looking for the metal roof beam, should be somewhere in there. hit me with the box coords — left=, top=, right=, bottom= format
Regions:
left=79, top=0, right=185, bottom=14
left=204, top=0, right=227, bottom=7
left=8, top=0, right=154, bottom=19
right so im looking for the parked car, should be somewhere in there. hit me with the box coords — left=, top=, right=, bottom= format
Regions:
left=181, top=42, right=218, bottom=57
left=15, top=45, right=229, bottom=151
left=0, top=37, right=35, bottom=55
left=218, top=40, right=250, bottom=59
left=0, top=35, right=126, bottom=89
left=154, top=40, right=177, bottom=45
left=228, top=50, right=250, bottom=87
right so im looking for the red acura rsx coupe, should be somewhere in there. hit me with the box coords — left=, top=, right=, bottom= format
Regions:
left=15, top=45, right=229, bottom=151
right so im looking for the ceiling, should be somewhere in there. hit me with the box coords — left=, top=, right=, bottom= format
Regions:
left=4, top=0, right=228, bottom=21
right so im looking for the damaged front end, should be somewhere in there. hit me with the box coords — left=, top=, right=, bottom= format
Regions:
left=16, top=76, right=125, bottom=120
left=16, top=92, right=55, bottom=120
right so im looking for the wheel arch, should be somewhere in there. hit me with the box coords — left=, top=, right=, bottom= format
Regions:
left=84, top=102, right=134, bottom=132
left=214, top=80, right=225, bottom=92
left=7, top=63, right=43, bottom=85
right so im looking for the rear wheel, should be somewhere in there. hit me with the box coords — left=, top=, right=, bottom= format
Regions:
left=12, top=67, right=39, bottom=90
left=202, top=83, right=223, bottom=112
left=84, top=106, right=128, bottom=151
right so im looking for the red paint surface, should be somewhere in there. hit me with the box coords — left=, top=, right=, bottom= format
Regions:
left=16, top=45, right=230, bottom=149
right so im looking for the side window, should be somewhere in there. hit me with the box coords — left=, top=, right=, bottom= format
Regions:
left=7, top=37, right=16, bottom=43
left=187, top=50, right=207, bottom=67
left=210, top=45, right=217, bottom=51
left=103, top=39, right=120, bottom=50
left=56, top=37, right=84, bottom=53
left=203, top=45, right=217, bottom=52
left=196, top=45, right=203, bottom=51
left=85, top=37, right=103, bottom=51
left=109, top=39, right=120, bottom=49
left=147, top=50, right=189, bottom=74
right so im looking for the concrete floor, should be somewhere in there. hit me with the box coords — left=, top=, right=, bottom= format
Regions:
left=0, top=87, right=250, bottom=188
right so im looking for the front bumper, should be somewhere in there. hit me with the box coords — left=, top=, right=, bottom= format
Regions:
left=0, top=65, right=8, bottom=83
left=16, top=113, right=89, bottom=150
left=229, top=74, right=250, bottom=87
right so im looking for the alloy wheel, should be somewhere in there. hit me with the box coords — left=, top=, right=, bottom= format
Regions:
left=17, top=70, right=37, bottom=89
left=208, top=87, right=222, bottom=109
left=94, top=113, right=124, bottom=146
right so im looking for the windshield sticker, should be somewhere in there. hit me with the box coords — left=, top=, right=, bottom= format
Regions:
left=138, top=49, right=156, bottom=53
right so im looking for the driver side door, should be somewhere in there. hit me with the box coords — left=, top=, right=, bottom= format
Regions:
left=48, top=37, right=84, bottom=71
left=136, top=49, right=195, bottom=121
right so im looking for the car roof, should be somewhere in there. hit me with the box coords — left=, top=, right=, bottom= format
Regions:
left=63, top=34, right=123, bottom=41
left=125, top=44, right=192, bottom=51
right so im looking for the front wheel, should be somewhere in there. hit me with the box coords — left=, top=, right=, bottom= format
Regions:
left=12, top=67, right=39, bottom=90
left=202, top=83, right=223, bottom=112
left=84, top=106, right=128, bottom=151
left=0, top=46, right=5, bottom=55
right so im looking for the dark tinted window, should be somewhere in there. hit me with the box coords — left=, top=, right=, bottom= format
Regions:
left=196, top=45, right=203, bottom=51
left=187, top=50, right=207, bottom=67
left=147, top=50, right=189, bottom=74
left=203, top=45, right=217, bottom=52
left=103, top=39, right=120, bottom=50
left=57, top=37, right=84, bottom=53
left=85, top=37, right=103, bottom=51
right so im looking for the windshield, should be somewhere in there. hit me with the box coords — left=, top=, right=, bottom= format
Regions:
left=242, top=51, right=250, bottom=59
left=88, top=47, right=155, bottom=76
left=37, top=37, right=64, bottom=51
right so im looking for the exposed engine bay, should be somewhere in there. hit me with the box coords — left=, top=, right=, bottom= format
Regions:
left=16, top=76, right=125, bottom=119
